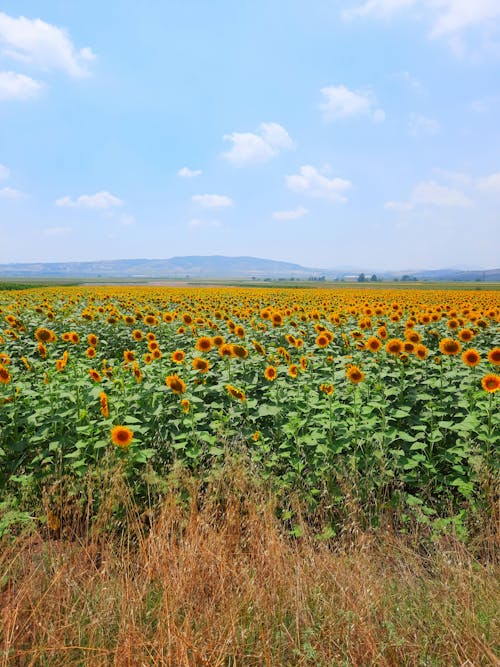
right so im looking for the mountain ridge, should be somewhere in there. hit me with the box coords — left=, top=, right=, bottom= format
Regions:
left=0, top=256, right=499, bottom=281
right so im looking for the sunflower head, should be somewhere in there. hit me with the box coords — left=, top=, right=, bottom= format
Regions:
left=165, top=374, right=187, bottom=394
left=461, top=349, right=481, bottom=367
left=264, top=365, right=277, bottom=381
left=111, top=425, right=134, bottom=448
left=481, top=373, right=500, bottom=393
left=439, top=338, right=462, bottom=356
left=346, top=365, right=364, bottom=384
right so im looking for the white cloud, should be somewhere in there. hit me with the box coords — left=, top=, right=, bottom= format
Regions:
left=0, top=164, right=9, bottom=180
left=189, top=219, right=222, bottom=228
left=286, top=165, right=352, bottom=202
left=342, top=1, right=500, bottom=54
left=385, top=180, right=473, bottom=210
left=0, top=71, right=42, bottom=100
left=409, top=112, right=440, bottom=137
left=428, top=1, right=500, bottom=39
left=273, top=206, right=309, bottom=220
left=319, top=85, right=384, bottom=122
left=0, top=186, right=24, bottom=199
left=222, top=122, right=293, bottom=166
left=477, top=173, right=500, bottom=192
left=56, top=191, right=123, bottom=209
left=178, top=166, right=202, bottom=178
left=43, top=226, right=71, bottom=236
left=0, top=12, right=95, bottom=77
left=192, top=194, right=233, bottom=208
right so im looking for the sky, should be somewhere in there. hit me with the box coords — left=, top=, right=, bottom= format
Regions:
left=0, top=0, right=499, bottom=271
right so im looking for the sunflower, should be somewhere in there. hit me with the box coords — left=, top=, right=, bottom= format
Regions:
left=165, top=374, right=187, bottom=394
left=193, top=357, right=210, bottom=373
left=99, top=391, right=109, bottom=418
left=319, top=383, right=334, bottom=395
left=146, top=332, right=156, bottom=341
left=21, top=356, right=31, bottom=371
left=405, top=330, right=421, bottom=344
left=487, top=347, right=500, bottom=366
left=212, top=335, right=225, bottom=348
left=181, top=398, right=190, bottom=413
left=132, top=363, right=142, bottom=383
left=147, top=340, right=159, bottom=352
left=111, top=425, right=133, bottom=448
left=415, top=344, right=428, bottom=360
left=481, top=373, right=500, bottom=393
left=252, top=431, right=261, bottom=442
left=219, top=343, right=233, bottom=357
left=461, top=349, right=481, bottom=367
left=346, top=365, right=364, bottom=384
left=196, top=336, right=213, bottom=352
left=123, top=350, right=135, bottom=364
left=87, top=333, right=98, bottom=347
left=70, top=332, right=80, bottom=344
left=182, top=313, right=193, bottom=325
left=403, top=342, right=415, bottom=354
left=439, top=338, right=462, bottom=356
left=144, top=315, right=158, bottom=326
left=0, top=366, right=11, bottom=384
left=366, top=336, right=381, bottom=353
left=385, top=338, right=403, bottom=356
left=143, top=353, right=153, bottom=364
left=235, top=326, right=245, bottom=339
left=252, top=340, right=265, bottom=355
left=171, top=349, right=185, bottom=363
left=89, top=369, right=102, bottom=382
left=315, top=334, right=329, bottom=348
left=300, top=356, right=308, bottom=371
left=86, top=347, right=96, bottom=359
left=35, top=327, right=56, bottom=343
left=264, top=365, right=277, bottom=381
left=231, top=344, right=248, bottom=359
left=152, top=349, right=162, bottom=360
left=272, top=312, right=283, bottom=327
left=458, top=328, right=474, bottom=342
left=37, top=343, right=47, bottom=358
left=226, top=384, right=246, bottom=401
left=288, top=364, right=299, bottom=378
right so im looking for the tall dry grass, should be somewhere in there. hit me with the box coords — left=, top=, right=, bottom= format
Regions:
left=1, top=468, right=498, bottom=666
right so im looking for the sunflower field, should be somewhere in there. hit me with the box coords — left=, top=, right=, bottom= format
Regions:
left=0, top=285, right=499, bottom=531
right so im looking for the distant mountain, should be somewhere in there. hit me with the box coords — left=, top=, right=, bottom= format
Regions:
left=0, top=256, right=498, bottom=281
left=0, top=256, right=324, bottom=278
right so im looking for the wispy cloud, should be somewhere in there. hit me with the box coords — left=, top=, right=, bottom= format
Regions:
left=286, top=165, right=352, bottom=202
left=0, top=12, right=95, bottom=77
left=192, top=194, right=233, bottom=208
left=319, top=85, right=384, bottom=122
left=409, top=112, right=440, bottom=137
left=0, top=186, right=24, bottom=199
left=178, top=167, right=202, bottom=178
left=342, top=1, right=500, bottom=56
left=272, top=206, right=309, bottom=220
left=0, top=71, right=42, bottom=100
left=222, top=122, right=294, bottom=166
left=56, top=191, right=123, bottom=209
left=385, top=180, right=473, bottom=210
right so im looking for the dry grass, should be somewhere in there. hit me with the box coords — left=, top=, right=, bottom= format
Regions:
left=1, top=471, right=498, bottom=666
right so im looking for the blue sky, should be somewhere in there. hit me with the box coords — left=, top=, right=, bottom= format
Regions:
left=0, top=0, right=499, bottom=270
